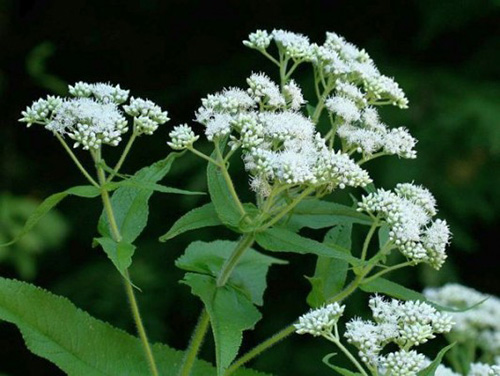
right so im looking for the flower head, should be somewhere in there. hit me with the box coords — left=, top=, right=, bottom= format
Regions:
left=294, top=303, right=345, bottom=336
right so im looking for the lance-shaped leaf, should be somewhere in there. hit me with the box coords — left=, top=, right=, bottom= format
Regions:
left=255, top=228, right=361, bottom=266
left=323, top=353, right=363, bottom=376
left=105, top=179, right=204, bottom=196
left=283, top=200, right=372, bottom=232
left=1, top=185, right=101, bottom=247
left=94, top=237, right=136, bottom=280
left=176, top=240, right=286, bottom=305
left=98, top=152, right=181, bottom=243
left=182, top=273, right=262, bottom=376
left=417, top=343, right=455, bottom=376
left=159, top=203, right=222, bottom=242
left=0, top=277, right=269, bottom=376
left=306, top=223, right=353, bottom=307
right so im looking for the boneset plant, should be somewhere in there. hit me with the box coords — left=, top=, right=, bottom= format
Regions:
left=1, top=29, right=496, bottom=376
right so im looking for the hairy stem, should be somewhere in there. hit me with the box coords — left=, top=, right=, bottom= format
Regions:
left=217, top=233, right=255, bottom=286
left=361, top=220, right=379, bottom=261
left=188, top=146, right=220, bottom=166
left=324, top=332, right=369, bottom=376
left=93, top=150, right=159, bottom=376
left=178, top=309, right=211, bottom=376
left=55, top=134, right=99, bottom=187
left=362, top=261, right=415, bottom=284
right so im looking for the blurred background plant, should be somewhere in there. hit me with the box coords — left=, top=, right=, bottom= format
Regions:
left=0, top=0, right=498, bottom=375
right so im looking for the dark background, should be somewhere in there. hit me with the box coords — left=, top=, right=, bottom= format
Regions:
left=0, top=0, right=499, bottom=375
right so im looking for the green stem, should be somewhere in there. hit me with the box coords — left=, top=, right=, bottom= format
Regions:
left=284, top=60, right=302, bottom=80
left=311, top=78, right=335, bottom=123
left=107, top=132, right=137, bottom=182
left=178, top=309, right=211, bottom=376
left=260, top=187, right=314, bottom=230
left=358, top=152, right=389, bottom=166
left=324, top=332, right=368, bottom=376
left=217, top=233, right=255, bottom=286
left=225, top=325, right=296, bottom=375
left=188, top=146, right=220, bottom=166
left=362, top=261, right=415, bottom=284
left=260, top=49, right=280, bottom=67
left=361, top=220, right=379, bottom=261
left=215, top=142, right=247, bottom=217
left=55, top=133, right=99, bottom=187
left=93, top=150, right=159, bottom=376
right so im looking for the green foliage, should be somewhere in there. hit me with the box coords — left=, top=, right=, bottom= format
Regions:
left=159, top=203, right=222, bottom=242
left=0, top=277, right=268, bottom=376
left=255, top=228, right=360, bottom=265
left=182, top=273, right=261, bottom=376
left=93, top=237, right=136, bottom=280
left=306, top=223, right=352, bottom=307
left=417, top=343, right=456, bottom=376
left=176, top=240, right=285, bottom=305
left=105, top=179, right=204, bottom=196
left=98, top=153, right=181, bottom=243
left=284, top=200, right=372, bottom=231
left=206, top=150, right=243, bottom=229
left=0, top=185, right=100, bottom=248
left=0, top=193, right=68, bottom=279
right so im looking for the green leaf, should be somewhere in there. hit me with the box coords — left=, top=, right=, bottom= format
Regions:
left=284, top=200, right=372, bottom=231
left=306, top=223, right=352, bottom=307
left=322, top=353, right=362, bottom=376
left=255, top=228, right=361, bottom=266
left=0, top=185, right=100, bottom=247
left=0, top=277, right=268, bottom=376
left=378, top=224, right=390, bottom=249
left=94, top=237, right=136, bottom=279
left=360, top=278, right=473, bottom=312
left=106, top=179, right=204, bottom=196
left=206, top=149, right=243, bottom=228
left=98, top=153, right=181, bottom=243
left=176, top=240, right=286, bottom=305
left=417, top=343, right=455, bottom=376
left=159, top=203, right=222, bottom=242
left=182, top=273, right=261, bottom=376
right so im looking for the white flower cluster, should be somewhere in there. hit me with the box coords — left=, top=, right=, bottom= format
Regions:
left=424, top=284, right=500, bottom=356
left=358, top=183, right=451, bottom=269
left=19, top=82, right=169, bottom=150
left=243, top=30, right=415, bottom=159
left=167, top=124, right=199, bottom=150
left=294, top=303, right=345, bottom=336
left=345, top=295, right=453, bottom=372
left=194, top=73, right=371, bottom=196
left=433, top=362, right=500, bottom=376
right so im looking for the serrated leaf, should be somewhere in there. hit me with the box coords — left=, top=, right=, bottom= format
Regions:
left=360, top=278, right=472, bottom=312
left=176, top=240, right=286, bottom=305
left=98, top=153, right=181, bottom=243
left=255, top=228, right=361, bottom=266
left=182, top=273, right=261, bottom=376
left=159, top=203, right=222, bottom=242
left=1, top=185, right=100, bottom=247
left=206, top=147, right=243, bottom=228
left=322, top=353, right=363, bottom=375
left=307, top=223, right=352, bottom=307
left=0, top=277, right=269, bottom=376
left=94, top=237, right=136, bottom=279
left=284, top=200, right=372, bottom=231
left=417, top=343, right=455, bottom=376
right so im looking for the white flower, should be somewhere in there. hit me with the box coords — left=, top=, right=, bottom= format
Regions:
left=325, top=96, right=361, bottom=123
left=201, top=87, right=255, bottom=114
left=204, top=113, right=233, bottom=141
left=336, top=81, right=367, bottom=107
left=383, top=127, right=417, bottom=158
left=344, top=318, right=384, bottom=366
left=358, top=184, right=449, bottom=268
left=294, top=303, right=345, bottom=336
left=247, top=72, right=285, bottom=108
left=46, top=98, right=128, bottom=150
left=424, top=284, right=500, bottom=355
left=469, top=362, right=500, bottom=376
left=379, top=349, right=426, bottom=376
left=283, top=80, right=306, bottom=110
left=19, top=95, right=62, bottom=126
left=167, top=124, right=199, bottom=150
left=123, top=96, right=169, bottom=134
left=271, top=29, right=313, bottom=60
left=69, top=82, right=130, bottom=104
left=243, top=30, right=272, bottom=50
